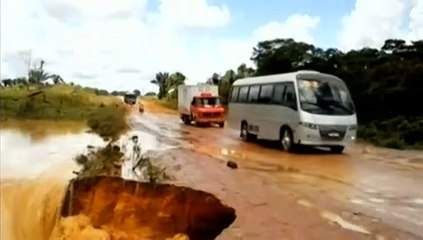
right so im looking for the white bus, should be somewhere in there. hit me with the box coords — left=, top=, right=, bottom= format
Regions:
left=227, top=70, right=357, bottom=153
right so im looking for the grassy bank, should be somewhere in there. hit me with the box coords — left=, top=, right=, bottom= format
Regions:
left=0, top=85, right=129, bottom=140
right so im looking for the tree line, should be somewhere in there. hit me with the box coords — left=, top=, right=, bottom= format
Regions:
left=1, top=60, right=65, bottom=88
left=152, top=38, right=422, bottom=149
left=0, top=59, right=145, bottom=98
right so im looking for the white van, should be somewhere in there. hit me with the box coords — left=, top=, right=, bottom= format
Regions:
left=227, top=70, right=357, bottom=153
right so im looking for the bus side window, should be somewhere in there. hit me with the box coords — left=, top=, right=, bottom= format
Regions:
left=230, top=86, right=239, bottom=102
left=238, top=86, right=249, bottom=103
left=248, top=85, right=260, bottom=103
left=258, top=84, right=273, bottom=104
left=272, top=83, right=285, bottom=104
left=284, top=83, right=297, bottom=110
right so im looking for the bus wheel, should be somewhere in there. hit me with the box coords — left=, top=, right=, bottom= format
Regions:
left=241, top=122, right=253, bottom=141
left=280, top=127, right=294, bottom=152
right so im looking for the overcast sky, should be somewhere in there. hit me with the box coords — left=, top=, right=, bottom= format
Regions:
left=1, top=0, right=422, bottom=93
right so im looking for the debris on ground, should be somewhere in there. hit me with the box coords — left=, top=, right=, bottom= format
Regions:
left=227, top=160, right=238, bottom=169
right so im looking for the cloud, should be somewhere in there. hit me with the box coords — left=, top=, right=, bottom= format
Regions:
left=72, top=72, right=98, bottom=79
left=1, top=0, right=320, bottom=92
left=116, top=68, right=142, bottom=74
left=407, top=0, right=423, bottom=40
left=253, top=14, right=320, bottom=44
left=157, top=0, right=230, bottom=29
left=338, top=0, right=423, bottom=50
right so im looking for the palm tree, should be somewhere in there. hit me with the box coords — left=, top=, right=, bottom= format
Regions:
left=49, top=74, right=65, bottom=84
left=150, top=72, right=170, bottom=99
left=28, top=60, right=50, bottom=85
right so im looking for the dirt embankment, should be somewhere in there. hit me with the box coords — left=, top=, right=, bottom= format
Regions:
left=52, top=176, right=236, bottom=240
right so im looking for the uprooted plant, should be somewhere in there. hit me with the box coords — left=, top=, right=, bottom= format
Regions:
left=129, top=135, right=168, bottom=183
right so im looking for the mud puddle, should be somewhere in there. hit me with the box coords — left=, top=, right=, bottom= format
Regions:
left=210, top=144, right=423, bottom=236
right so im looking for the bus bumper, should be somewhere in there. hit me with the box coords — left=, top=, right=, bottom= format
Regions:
left=294, top=126, right=357, bottom=147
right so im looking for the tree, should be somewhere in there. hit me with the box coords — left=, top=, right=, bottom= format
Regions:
left=150, top=72, right=170, bottom=99
left=150, top=71, right=186, bottom=99
left=50, top=74, right=65, bottom=84
left=134, top=89, right=141, bottom=96
left=211, top=73, right=221, bottom=85
left=144, top=91, right=157, bottom=97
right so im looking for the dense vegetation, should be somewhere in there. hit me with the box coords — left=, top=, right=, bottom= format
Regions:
left=152, top=38, right=422, bottom=149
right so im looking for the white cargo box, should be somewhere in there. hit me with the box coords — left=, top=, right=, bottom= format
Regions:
left=177, top=84, right=218, bottom=115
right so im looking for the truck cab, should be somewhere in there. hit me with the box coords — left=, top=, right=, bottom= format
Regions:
left=124, top=93, right=137, bottom=105
left=189, top=93, right=225, bottom=127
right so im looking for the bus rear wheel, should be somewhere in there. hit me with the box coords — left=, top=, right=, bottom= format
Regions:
left=280, top=127, right=295, bottom=152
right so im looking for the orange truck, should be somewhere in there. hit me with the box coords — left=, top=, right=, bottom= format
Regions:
left=178, top=84, right=225, bottom=127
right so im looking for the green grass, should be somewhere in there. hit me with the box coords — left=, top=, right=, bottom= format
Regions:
left=0, top=85, right=122, bottom=120
left=0, top=84, right=129, bottom=141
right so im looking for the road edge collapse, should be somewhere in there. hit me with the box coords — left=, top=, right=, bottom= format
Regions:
left=52, top=176, right=236, bottom=239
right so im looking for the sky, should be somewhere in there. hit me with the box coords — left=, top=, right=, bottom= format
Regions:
left=1, top=0, right=422, bottom=93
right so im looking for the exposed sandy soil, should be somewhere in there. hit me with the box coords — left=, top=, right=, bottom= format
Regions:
left=53, top=177, right=235, bottom=240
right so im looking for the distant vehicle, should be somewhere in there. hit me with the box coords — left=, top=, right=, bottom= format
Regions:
left=123, top=93, right=137, bottom=105
left=178, top=84, right=225, bottom=127
left=227, top=70, right=357, bottom=153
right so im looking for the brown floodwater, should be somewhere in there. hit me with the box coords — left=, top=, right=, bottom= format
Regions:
left=0, top=118, right=236, bottom=240
left=0, top=120, right=104, bottom=239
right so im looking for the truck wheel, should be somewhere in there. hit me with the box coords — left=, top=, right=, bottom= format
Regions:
left=183, top=115, right=191, bottom=125
left=218, top=122, right=225, bottom=128
left=280, top=127, right=295, bottom=152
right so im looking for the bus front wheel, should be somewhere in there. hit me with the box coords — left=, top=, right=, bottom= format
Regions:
left=280, top=127, right=295, bottom=152
left=240, top=122, right=254, bottom=142
left=330, top=146, right=344, bottom=154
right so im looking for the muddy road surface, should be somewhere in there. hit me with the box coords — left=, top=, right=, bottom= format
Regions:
left=1, top=102, right=423, bottom=240
left=131, top=102, right=423, bottom=240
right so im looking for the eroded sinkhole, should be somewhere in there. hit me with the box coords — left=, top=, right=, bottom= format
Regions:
left=59, top=176, right=236, bottom=240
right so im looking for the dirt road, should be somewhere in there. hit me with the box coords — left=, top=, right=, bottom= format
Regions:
left=133, top=101, right=423, bottom=240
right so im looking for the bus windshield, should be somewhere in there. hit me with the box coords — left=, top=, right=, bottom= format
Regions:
left=297, top=78, right=355, bottom=116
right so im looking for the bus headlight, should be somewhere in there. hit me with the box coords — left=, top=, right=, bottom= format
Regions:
left=349, top=124, right=357, bottom=130
left=300, top=122, right=318, bottom=129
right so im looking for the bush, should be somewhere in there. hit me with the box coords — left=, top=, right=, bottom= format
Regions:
left=87, top=105, right=128, bottom=141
